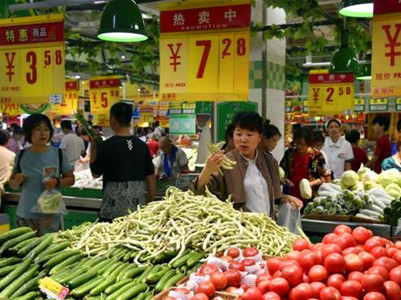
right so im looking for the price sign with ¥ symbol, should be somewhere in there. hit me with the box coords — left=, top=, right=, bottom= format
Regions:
left=89, top=77, right=121, bottom=115
left=0, top=14, right=65, bottom=104
left=51, top=80, right=79, bottom=115
left=39, top=277, right=69, bottom=300
left=308, top=74, right=354, bottom=116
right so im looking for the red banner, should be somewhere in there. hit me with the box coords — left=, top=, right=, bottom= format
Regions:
left=0, top=21, right=64, bottom=46
left=65, top=81, right=78, bottom=91
left=309, top=73, right=354, bottom=84
left=374, top=0, right=401, bottom=15
left=160, top=4, right=251, bottom=33
left=89, top=78, right=120, bottom=89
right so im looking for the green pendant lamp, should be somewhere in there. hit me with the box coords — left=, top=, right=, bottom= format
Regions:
left=329, top=30, right=358, bottom=74
left=98, top=0, right=148, bottom=42
left=339, top=0, right=373, bottom=18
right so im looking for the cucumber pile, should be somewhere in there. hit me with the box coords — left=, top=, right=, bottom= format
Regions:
left=0, top=227, right=205, bottom=299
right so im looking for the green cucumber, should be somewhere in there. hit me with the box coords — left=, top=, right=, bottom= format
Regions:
left=110, top=263, right=129, bottom=278
left=17, top=237, right=41, bottom=257
left=0, top=264, right=39, bottom=298
left=153, top=250, right=178, bottom=264
left=0, top=265, right=15, bottom=277
left=89, top=275, right=117, bottom=296
left=115, top=282, right=148, bottom=300
left=70, top=276, right=104, bottom=298
left=25, top=234, right=53, bottom=259
left=153, top=269, right=176, bottom=293
left=186, top=252, right=205, bottom=267
left=68, top=270, right=97, bottom=288
left=35, top=252, right=60, bottom=266
left=106, top=281, right=140, bottom=300
left=97, top=258, right=118, bottom=275
left=0, top=257, right=34, bottom=290
left=171, top=253, right=192, bottom=268
left=12, top=291, right=39, bottom=300
left=9, top=237, right=38, bottom=253
left=121, top=266, right=146, bottom=279
left=162, top=272, right=186, bottom=290
left=136, top=265, right=155, bottom=283
left=117, top=264, right=134, bottom=280
left=104, top=279, right=132, bottom=295
left=10, top=269, right=47, bottom=298
left=43, top=250, right=82, bottom=268
left=143, top=292, right=153, bottom=300
left=34, top=241, right=70, bottom=263
left=0, top=257, right=21, bottom=268
left=50, top=253, right=86, bottom=275
left=0, top=227, right=32, bottom=245
left=57, top=268, right=88, bottom=285
left=0, top=231, right=37, bottom=255
left=146, top=266, right=172, bottom=284
left=103, top=261, right=123, bottom=277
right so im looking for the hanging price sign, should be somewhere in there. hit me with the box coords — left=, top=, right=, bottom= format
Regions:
left=139, top=106, right=154, bottom=124
left=369, top=98, right=388, bottom=112
left=89, top=76, right=121, bottom=115
left=160, top=2, right=250, bottom=101
left=0, top=98, right=21, bottom=116
left=0, top=14, right=65, bottom=104
left=308, top=73, right=354, bottom=116
left=51, top=80, right=79, bottom=115
left=396, top=98, right=401, bottom=111
left=354, top=98, right=365, bottom=112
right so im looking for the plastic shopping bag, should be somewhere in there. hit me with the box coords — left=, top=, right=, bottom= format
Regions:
left=276, top=202, right=301, bottom=235
left=31, top=189, right=67, bottom=215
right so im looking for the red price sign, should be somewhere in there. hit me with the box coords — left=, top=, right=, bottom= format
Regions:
left=89, top=77, right=121, bottom=115
left=51, top=80, right=78, bottom=115
left=308, top=73, right=354, bottom=116
left=0, top=14, right=65, bottom=104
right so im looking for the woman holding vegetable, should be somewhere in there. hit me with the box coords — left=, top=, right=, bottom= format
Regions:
left=9, top=114, right=75, bottom=235
left=190, top=112, right=301, bottom=219
left=280, top=127, right=330, bottom=203
left=322, top=119, right=354, bottom=179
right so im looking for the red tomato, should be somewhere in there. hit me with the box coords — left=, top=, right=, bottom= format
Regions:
left=303, top=274, right=310, bottom=283
left=240, top=287, right=262, bottom=300
left=363, top=292, right=386, bottom=300
left=227, top=248, right=241, bottom=259
left=341, top=297, right=358, bottom=300
left=243, top=247, right=259, bottom=257
left=242, top=259, right=255, bottom=267
left=336, top=233, right=356, bottom=250
left=269, top=277, right=290, bottom=296
left=299, top=251, right=316, bottom=272
left=281, top=265, right=303, bottom=287
left=286, top=251, right=301, bottom=263
left=199, top=264, right=219, bottom=276
left=384, top=280, right=401, bottom=300
left=267, top=258, right=283, bottom=275
left=310, top=281, right=326, bottom=298
left=220, top=255, right=234, bottom=262
left=358, top=251, right=376, bottom=270
left=289, top=283, right=315, bottom=300
left=322, top=244, right=343, bottom=259
left=352, top=227, right=371, bottom=244
left=210, top=272, right=228, bottom=291
left=389, top=266, right=401, bottom=285
left=323, top=233, right=339, bottom=245
left=197, top=281, right=216, bottom=298
left=293, top=239, right=311, bottom=251
left=224, top=269, right=241, bottom=287
left=280, top=260, right=301, bottom=269
left=393, top=251, right=401, bottom=264
left=373, top=257, right=398, bottom=272
left=308, top=265, right=328, bottom=282
left=343, top=247, right=361, bottom=256
left=367, top=266, right=389, bottom=281
left=174, top=288, right=190, bottom=294
left=335, top=225, right=352, bottom=235
left=226, top=287, right=239, bottom=293
left=256, top=280, right=271, bottom=294
left=395, top=241, right=401, bottom=250
left=314, top=243, right=324, bottom=251
left=273, top=270, right=282, bottom=278
left=362, top=274, right=385, bottom=292
left=256, top=272, right=273, bottom=285
left=327, top=274, right=345, bottom=291
left=340, top=280, right=363, bottom=298
left=320, top=287, right=341, bottom=300
left=314, top=249, right=324, bottom=265
left=365, top=237, right=386, bottom=252
left=324, top=253, right=346, bottom=274
left=192, top=293, right=209, bottom=300
left=229, top=261, right=246, bottom=273
left=261, top=292, right=281, bottom=300
left=371, top=246, right=389, bottom=259
left=347, top=271, right=364, bottom=284
left=388, top=247, right=398, bottom=258
left=344, top=253, right=364, bottom=272
left=164, top=297, right=177, bottom=300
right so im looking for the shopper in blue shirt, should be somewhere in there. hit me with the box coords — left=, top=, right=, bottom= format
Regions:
left=9, top=114, right=74, bottom=235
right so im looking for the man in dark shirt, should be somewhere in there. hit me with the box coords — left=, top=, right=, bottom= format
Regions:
left=90, top=102, right=156, bottom=221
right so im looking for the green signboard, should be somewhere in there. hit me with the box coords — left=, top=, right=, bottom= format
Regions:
left=169, top=114, right=196, bottom=135
left=195, top=102, right=212, bottom=114
left=217, top=101, right=258, bottom=141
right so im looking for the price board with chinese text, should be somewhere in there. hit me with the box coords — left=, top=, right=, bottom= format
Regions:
left=51, top=80, right=78, bottom=115
left=139, top=106, right=154, bottom=125
left=396, top=98, right=401, bottom=111
left=308, top=73, right=354, bottom=116
left=369, top=98, right=388, bottom=112
left=160, top=3, right=250, bottom=101
left=354, top=98, right=365, bottom=112
left=0, top=14, right=65, bottom=104
left=371, top=0, right=401, bottom=97
left=0, top=98, right=21, bottom=116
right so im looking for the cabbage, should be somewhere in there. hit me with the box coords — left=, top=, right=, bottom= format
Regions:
left=393, top=174, right=401, bottom=188
left=364, top=181, right=380, bottom=191
left=358, top=167, right=370, bottom=181
left=362, top=170, right=378, bottom=183
left=378, top=169, right=400, bottom=188
left=299, top=178, right=312, bottom=199
left=279, top=167, right=285, bottom=181
left=384, top=183, right=401, bottom=199
left=341, top=170, right=359, bottom=189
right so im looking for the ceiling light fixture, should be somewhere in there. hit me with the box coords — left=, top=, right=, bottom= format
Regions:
left=339, top=0, right=373, bottom=18
left=329, top=30, right=359, bottom=74
left=97, top=0, right=148, bottom=43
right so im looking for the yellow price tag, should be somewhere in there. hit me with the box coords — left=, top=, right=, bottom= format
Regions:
left=51, top=80, right=78, bottom=115
left=0, top=100, right=21, bottom=116
left=89, top=77, right=121, bottom=115
left=39, top=277, right=69, bottom=300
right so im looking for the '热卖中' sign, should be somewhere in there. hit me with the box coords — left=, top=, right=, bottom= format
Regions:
left=0, top=14, right=65, bottom=104
left=51, top=79, right=78, bottom=115
left=308, top=73, right=354, bottom=116
left=159, top=2, right=250, bottom=101
left=371, top=0, right=401, bottom=97
left=89, top=76, right=121, bottom=126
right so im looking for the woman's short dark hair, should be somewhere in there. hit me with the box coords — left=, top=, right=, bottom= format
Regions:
left=345, top=129, right=361, bottom=144
left=225, top=123, right=235, bottom=140
left=23, top=114, right=54, bottom=143
left=313, top=130, right=325, bottom=144
left=294, top=127, right=314, bottom=147
left=232, top=112, right=263, bottom=134
left=263, top=120, right=281, bottom=139
left=110, top=102, right=133, bottom=127
left=0, top=130, right=10, bottom=146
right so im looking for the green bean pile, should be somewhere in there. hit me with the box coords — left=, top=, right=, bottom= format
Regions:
left=56, top=187, right=298, bottom=261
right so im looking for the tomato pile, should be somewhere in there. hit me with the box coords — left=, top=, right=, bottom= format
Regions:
left=163, top=225, right=401, bottom=300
